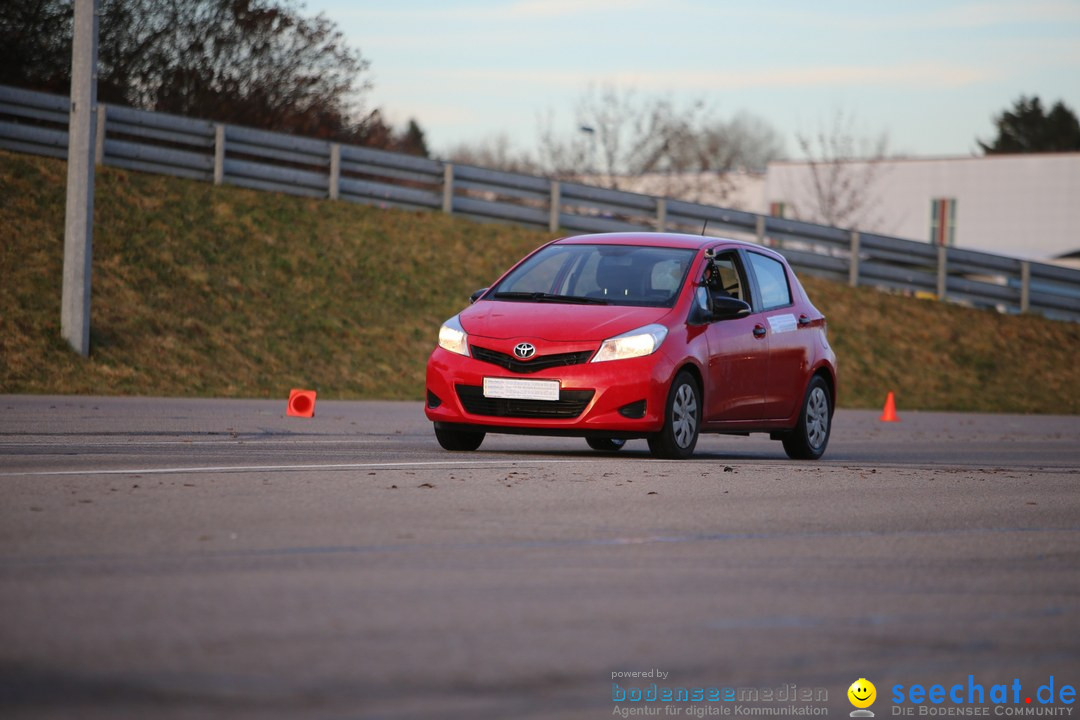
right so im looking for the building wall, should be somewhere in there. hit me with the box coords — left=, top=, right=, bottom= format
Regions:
left=765, top=153, right=1080, bottom=261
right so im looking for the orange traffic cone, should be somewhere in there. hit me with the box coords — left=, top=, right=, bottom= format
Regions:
left=287, top=389, right=316, bottom=418
left=880, top=391, right=899, bottom=422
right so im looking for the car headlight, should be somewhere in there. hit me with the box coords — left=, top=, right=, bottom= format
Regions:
left=591, top=324, right=668, bottom=363
left=438, top=315, right=470, bottom=357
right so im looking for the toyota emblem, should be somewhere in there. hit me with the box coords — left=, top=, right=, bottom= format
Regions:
left=513, top=342, right=537, bottom=359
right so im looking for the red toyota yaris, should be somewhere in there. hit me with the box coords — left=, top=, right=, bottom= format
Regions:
left=425, top=232, right=837, bottom=459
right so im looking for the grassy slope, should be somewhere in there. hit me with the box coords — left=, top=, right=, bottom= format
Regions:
left=2, top=150, right=1078, bottom=412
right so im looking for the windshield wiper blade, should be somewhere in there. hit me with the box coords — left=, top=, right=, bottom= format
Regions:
left=492, top=292, right=609, bottom=305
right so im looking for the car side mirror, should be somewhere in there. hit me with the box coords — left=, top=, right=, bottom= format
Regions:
left=711, top=295, right=751, bottom=320
left=470, top=288, right=489, bottom=304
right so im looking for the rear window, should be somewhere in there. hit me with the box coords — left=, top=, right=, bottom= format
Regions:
left=493, top=244, right=696, bottom=307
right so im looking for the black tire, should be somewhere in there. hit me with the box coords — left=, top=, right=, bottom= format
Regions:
left=586, top=437, right=626, bottom=452
left=434, top=425, right=485, bottom=451
left=781, top=375, right=832, bottom=460
left=647, top=370, right=701, bottom=459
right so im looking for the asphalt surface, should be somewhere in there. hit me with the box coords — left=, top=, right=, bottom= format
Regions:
left=1, top=396, right=1078, bottom=720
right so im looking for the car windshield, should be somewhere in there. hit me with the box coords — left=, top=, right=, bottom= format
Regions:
left=491, top=244, right=696, bottom=308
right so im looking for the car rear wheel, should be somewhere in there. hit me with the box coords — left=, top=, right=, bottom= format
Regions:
left=434, top=425, right=485, bottom=451
left=586, top=437, right=626, bottom=452
left=647, top=371, right=701, bottom=459
left=781, top=375, right=832, bottom=460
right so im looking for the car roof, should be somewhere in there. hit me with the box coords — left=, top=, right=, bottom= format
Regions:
left=554, top=232, right=763, bottom=252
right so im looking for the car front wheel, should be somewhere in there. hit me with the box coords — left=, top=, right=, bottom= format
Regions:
left=647, top=370, right=701, bottom=459
left=781, top=375, right=832, bottom=460
left=434, top=425, right=485, bottom=451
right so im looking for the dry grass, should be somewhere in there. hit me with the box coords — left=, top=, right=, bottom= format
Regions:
left=2, top=150, right=1078, bottom=412
left=802, top=276, right=1080, bottom=412
left=0, top=150, right=552, bottom=399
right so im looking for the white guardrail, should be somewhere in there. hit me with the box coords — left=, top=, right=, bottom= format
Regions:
left=2, top=83, right=1078, bottom=322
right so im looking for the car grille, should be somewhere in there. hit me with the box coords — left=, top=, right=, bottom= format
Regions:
left=456, top=385, right=594, bottom=419
left=470, top=345, right=593, bottom=374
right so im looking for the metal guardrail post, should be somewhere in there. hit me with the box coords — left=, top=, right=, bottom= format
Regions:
left=213, top=124, right=225, bottom=185
left=755, top=215, right=765, bottom=245
left=848, top=231, right=860, bottom=288
left=329, top=143, right=341, bottom=200
left=1021, top=261, right=1031, bottom=313
left=656, top=198, right=666, bottom=232
left=94, top=103, right=106, bottom=165
left=549, top=180, right=560, bottom=233
left=937, top=245, right=948, bottom=300
left=442, top=163, right=454, bottom=214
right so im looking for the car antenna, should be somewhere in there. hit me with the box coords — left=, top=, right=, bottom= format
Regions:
left=701, top=220, right=708, bottom=236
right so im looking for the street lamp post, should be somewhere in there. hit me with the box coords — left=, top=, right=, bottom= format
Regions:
left=580, top=125, right=596, bottom=182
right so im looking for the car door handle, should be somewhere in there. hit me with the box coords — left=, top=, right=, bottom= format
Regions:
left=753, top=325, right=767, bottom=338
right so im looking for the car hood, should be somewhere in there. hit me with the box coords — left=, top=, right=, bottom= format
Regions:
left=460, top=300, right=672, bottom=342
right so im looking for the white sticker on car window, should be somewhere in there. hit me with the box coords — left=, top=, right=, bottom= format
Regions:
left=767, top=313, right=797, bottom=334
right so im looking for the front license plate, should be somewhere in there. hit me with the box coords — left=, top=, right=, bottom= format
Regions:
left=483, top=377, right=560, bottom=401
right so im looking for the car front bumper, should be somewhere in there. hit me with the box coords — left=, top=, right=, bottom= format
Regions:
left=424, top=346, right=675, bottom=436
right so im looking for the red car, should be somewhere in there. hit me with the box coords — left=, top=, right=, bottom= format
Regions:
left=425, top=232, right=837, bottom=459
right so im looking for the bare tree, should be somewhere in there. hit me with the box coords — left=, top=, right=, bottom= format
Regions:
left=444, top=134, right=539, bottom=174
left=790, top=109, right=891, bottom=230
left=1, top=0, right=390, bottom=145
left=701, top=112, right=785, bottom=172
left=537, top=84, right=705, bottom=189
left=655, top=110, right=785, bottom=204
left=536, top=85, right=784, bottom=207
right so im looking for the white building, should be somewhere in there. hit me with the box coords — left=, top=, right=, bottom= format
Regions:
left=765, top=153, right=1080, bottom=262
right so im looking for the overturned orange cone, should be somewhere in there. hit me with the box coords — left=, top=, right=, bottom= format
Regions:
left=880, top=391, right=900, bottom=422
left=287, top=389, right=316, bottom=418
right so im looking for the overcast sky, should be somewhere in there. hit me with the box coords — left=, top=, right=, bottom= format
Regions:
left=303, top=0, right=1080, bottom=161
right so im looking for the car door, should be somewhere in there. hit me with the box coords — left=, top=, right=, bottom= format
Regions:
left=746, top=251, right=810, bottom=420
left=701, top=250, right=768, bottom=422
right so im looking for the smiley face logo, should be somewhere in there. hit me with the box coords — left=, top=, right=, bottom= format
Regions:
left=848, top=678, right=877, bottom=709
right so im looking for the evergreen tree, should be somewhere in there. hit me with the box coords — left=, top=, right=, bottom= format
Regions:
left=979, top=96, right=1080, bottom=154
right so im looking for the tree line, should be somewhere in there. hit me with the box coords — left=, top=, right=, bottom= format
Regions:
left=3, top=1, right=1078, bottom=201
left=0, top=0, right=429, bottom=156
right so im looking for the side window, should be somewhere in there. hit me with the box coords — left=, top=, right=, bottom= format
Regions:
left=708, top=252, right=749, bottom=303
left=748, top=253, right=792, bottom=310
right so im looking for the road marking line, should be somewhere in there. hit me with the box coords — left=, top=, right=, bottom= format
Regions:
left=0, top=438, right=386, bottom=447
left=0, top=459, right=599, bottom=477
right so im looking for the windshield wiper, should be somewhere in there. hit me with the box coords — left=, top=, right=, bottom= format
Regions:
left=492, top=291, right=609, bottom=305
